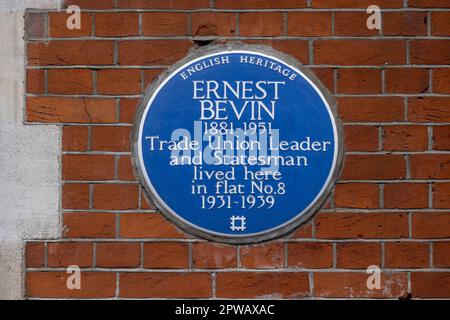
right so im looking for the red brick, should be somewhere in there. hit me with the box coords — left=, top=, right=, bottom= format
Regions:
left=432, top=12, right=450, bottom=36
left=334, top=183, right=379, bottom=209
left=119, top=40, right=192, bottom=66
left=62, top=126, right=88, bottom=151
left=384, top=183, right=428, bottom=209
left=64, top=0, right=114, bottom=9
left=25, top=13, right=45, bottom=38
left=240, top=243, right=285, bottom=269
left=334, top=12, right=379, bottom=36
left=119, top=98, right=139, bottom=123
left=120, top=272, right=211, bottom=298
left=409, top=97, right=450, bottom=123
left=216, top=272, right=309, bottom=298
left=91, top=126, right=131, bottom=152
left=314, top=272, right=408, bottom=298
left=95, top=13, right=139, bottom=37
left=120, top=213, right=186, bottom=238
left=413, top=212, right=450, bottom=239
left=93, top=184, right=139, bottom=210
left=192, top=243, right=237, bottom=269
left=62, top=183, right=89, bottom=209
left=191, top=12, right=236, bottom=37
left=311, top=67, right=334, bottom=91
left=412, top=272, right=450, bottom=298
left=344, top=126, right=379, bottom=152
left=337, top=97, right=404, bottom=123
left=433, top=69, right=450, bottom=94
left=28, top=41, right=114, bottom=66
left=144, top=242, right=189, bottom=268
left=117, top=0, right=210, bottom=9
left=409, top=0, right=450, bottom=8
left=26, top=243, right=45, bottom=268
left=26, top=272, right=116, bottom=298
left=342, top=155, right=406, bottom=180
left=143, top=69, right=163, bottom=88
left=26, top=69, right=45, bottom=94
left=47, top=242, right=93, bottom=267
left=383, top=12, right=428, bottom=36
left=385, top=242, right=429, bottom=268
left=288, top=12, right=332, bottom=36
left=337, top=69, right=381, bottom=94
left=434, top=125, right=450, bottom=150
left=27, top=97, right=116, bottom=123
left=385, top=68, right=429, bottom=94
left=243, top=39, right=309, bottom=64
left=393, top=126, right=428, bottom=152
left=143, top=12, right=188, bottom=36
left=314, top=40, right=405, bottom=65
left=141, top=192, right=156, bottom=210
left=410, top=40, right=450, bottom=64
left=433, top=242, right=450, bottom=267
left=312, top=0, right=403, bottom=8
left=216, top=0, right=307, bottom=8
left=336, top=242, right=381, bottom=269
left=239, top=12, right=284, bottom=37
left=410, top=155, right=450, bottom=179
left=287, top=243, right=333, bottom=268
left=118, top=156, right=136, bottom=181
left=48, top=69, right=93, bottom=94
left=49, top=12, right=92, bottom=38
left=63, top=213, right=116, bottom=238
left=96, top=243, right=141, bottom=268
left=62, top=154, right=115, bottom=181
left=290, top=223, right=313, bottom=238
left=433, top=183, right=450, bottom=208
left=315, top=212, right=409, bottom=239
left=96, top=69, right=141, bottom=95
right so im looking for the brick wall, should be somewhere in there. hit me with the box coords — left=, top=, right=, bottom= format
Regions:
left=24, top=0, right=450, bottom=299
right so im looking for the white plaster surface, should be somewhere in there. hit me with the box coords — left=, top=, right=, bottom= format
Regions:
left=0, top=0, right=62, bottom=299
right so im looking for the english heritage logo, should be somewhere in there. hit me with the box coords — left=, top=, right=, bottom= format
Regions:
left=134, top=43, right=343, bottom=243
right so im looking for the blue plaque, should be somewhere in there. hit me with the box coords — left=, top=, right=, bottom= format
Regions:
left=135, top=45, right=343, bottom=243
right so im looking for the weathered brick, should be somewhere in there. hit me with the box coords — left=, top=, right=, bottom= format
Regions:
left=434, top=183, right=450, bottom=208
left=314, top=40, right=406, bottom=65
left=95, top=13, right=139, bottom=37
left=192, top=243, right=237, bottom=269
left=96, top=69, right=141, bottom=95
left=433, top=69, right=450, bottom=93
left=62, top=126, right=88, bottom=151
left=410, top=155, right=450, bottom=179
left=120, top=213, right=186, bottom=238
left=25, top=243, right=45, bottom=268
left=26, top=69, right=45, bottom=94
left=434, top=125, right=450, bottom=150
left=47, top=69, right=93, bottom=94
left=383, top=125, right=428, bottom=151
left=93, top=184, right=139, bottom=210
left=341, top=155, right=406, bottom=180
left=383, top=12, right=428, bottom=36
left=315, top=212, right=409, bottom=239
left=385, top=242, right=429, bottom=268
left=120, top=272, right=211, bottom=298
left=191, top=12, right=236, bottom=37
left=287, top=243, right=333, bottom=268
left=28, top=41, right=114, bottom=66
left=413, top=212, right=450, bottom=239
left=144, top=242, right=189, bottom=269
left=337, top=97, right=404, bottom=123
left=385, top=68, right=429, bottom=94
left=410, top=40, right=450, bottom=65
left=96, top=243, right=141, bottom=268
left=314, top=272, right=408, bottom=298
left=26, top=272, right=116, bottom=298
left=384, top=183, right=428, bottom=209
left=412, top=272, right=450, bottom=298
left=336, top=242, right=381, bottom=269
left=216, top=272, right=309, bottom=298
left=334, top=183, right=379, bottom=209
left=62, top=183, right=90, bottom=209
left=239, top=12, right=284, bottom=37
left=27, top=97, right=116, bottom=123
left=63, top=213, right=116, bottom=238
left=240, top=243, right=285, bottom=269
left=288, top=12, right=332, bottom=36
left=344, top=126, right=379, bottom=152
left=433, top=242, right=450, bottom=267
left=409, top=97, right=450, bottom=123
left=91, top=126, right=131, bottom=152
left=47, top=242, right=93, bottom=267
left=62, top=154, right=115, bottom=181
left=143, top=12, right=188, bottom=36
